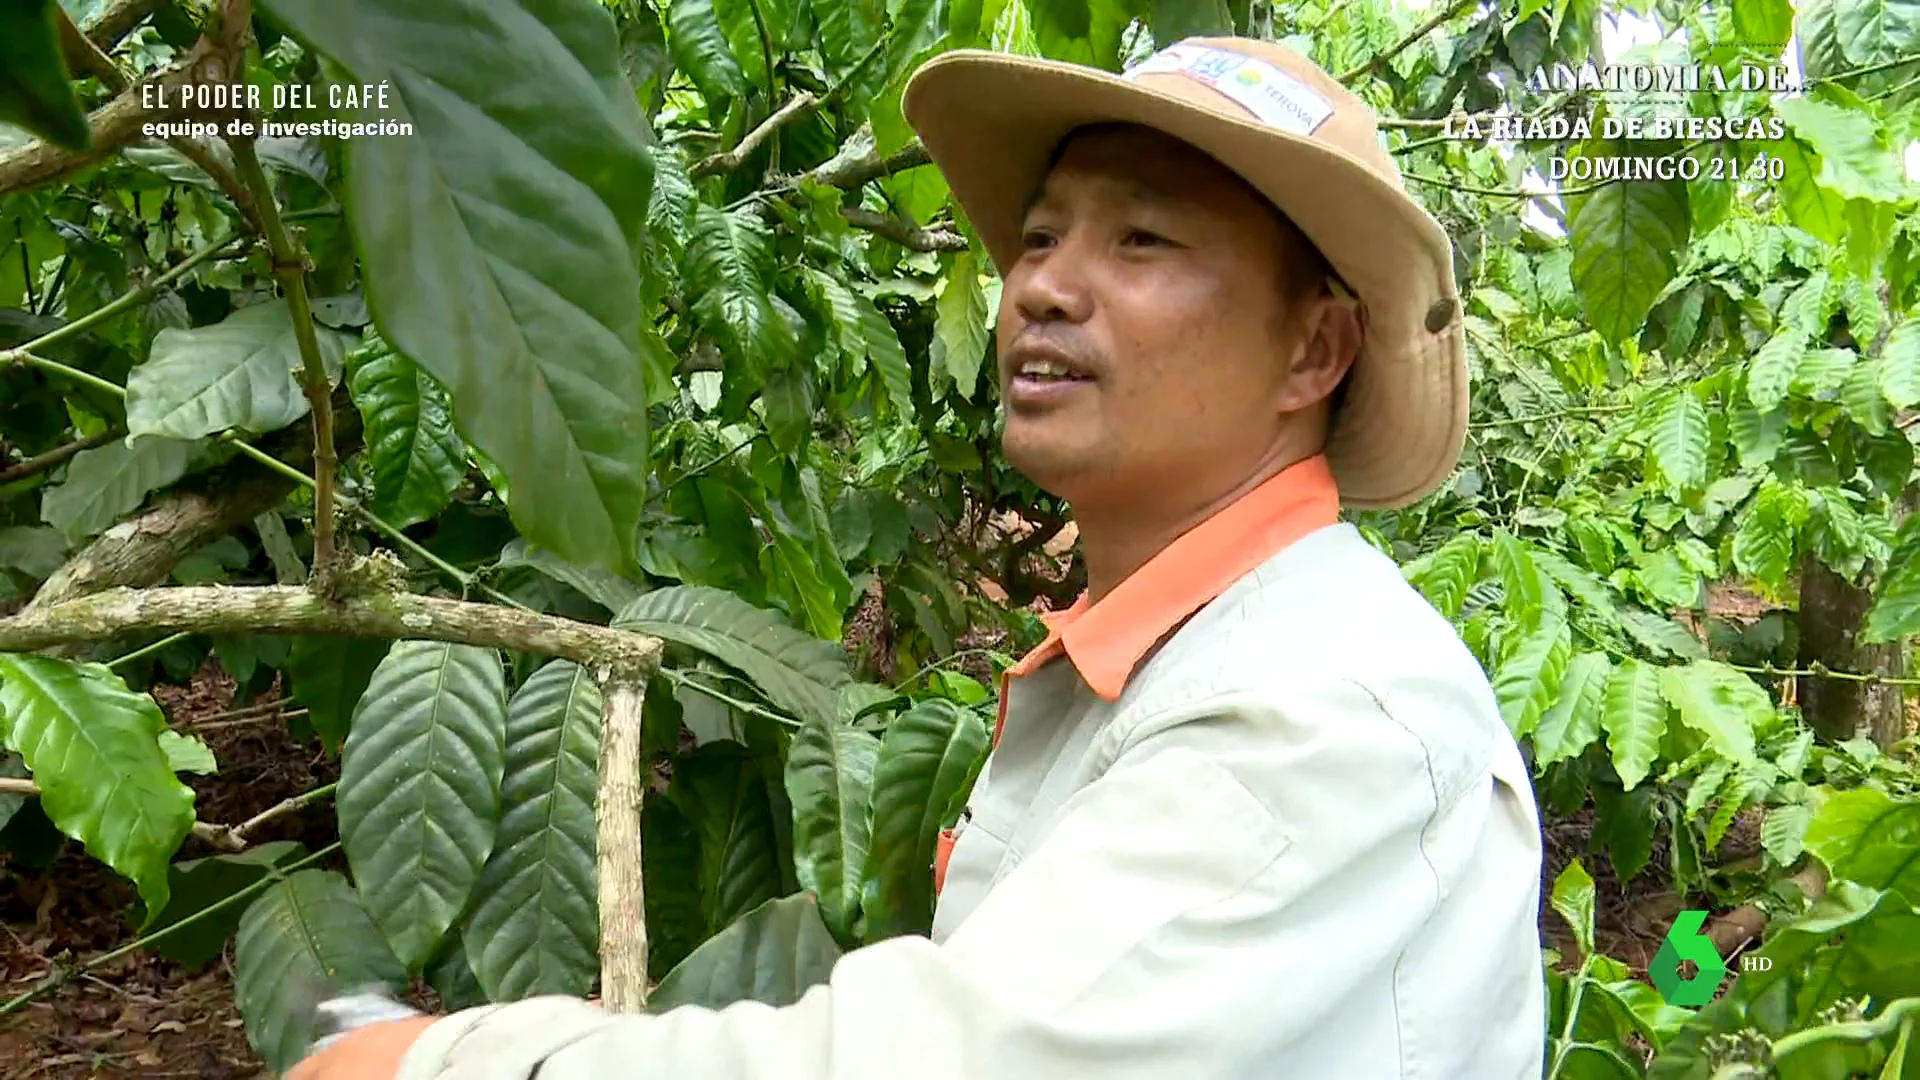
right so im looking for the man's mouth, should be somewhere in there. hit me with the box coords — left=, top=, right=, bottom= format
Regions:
left=1014, top=358, right=1092, bottom=383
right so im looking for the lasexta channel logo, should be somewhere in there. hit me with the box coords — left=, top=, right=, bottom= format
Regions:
left=1649, top=910, right=1728, bottom=1006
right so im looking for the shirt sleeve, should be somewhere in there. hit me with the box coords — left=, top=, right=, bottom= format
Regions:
left=394, top=677, right=1450, bottom=1080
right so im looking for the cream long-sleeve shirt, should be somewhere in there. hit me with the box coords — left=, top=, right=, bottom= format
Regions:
left=394, top=457, right=1547, bottom=1079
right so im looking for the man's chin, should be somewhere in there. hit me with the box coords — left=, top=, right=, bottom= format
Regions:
left=1000, top=432, right=1107, bottom=494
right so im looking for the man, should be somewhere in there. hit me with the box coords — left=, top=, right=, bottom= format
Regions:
left=294, top=35, right=1545, bottom=1080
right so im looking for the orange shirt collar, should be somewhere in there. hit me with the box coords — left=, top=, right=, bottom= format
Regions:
left=1003, top=455, right=1341, bottom=703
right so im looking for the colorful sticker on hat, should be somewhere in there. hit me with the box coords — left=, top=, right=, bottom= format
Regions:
left=1122, top=44, right=1334, bottom=137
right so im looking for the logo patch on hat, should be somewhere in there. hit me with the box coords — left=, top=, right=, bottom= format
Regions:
left=1123, top=44, right=1335, bottom=136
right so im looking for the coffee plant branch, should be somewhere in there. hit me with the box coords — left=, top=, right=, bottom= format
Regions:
left=792, top=139, right=933, bottom=192
left=0, top=840, right=345, bottom=1020
left=0, top=16, right=246, bottom=197
left=0, top=229, right=247, bottom=361
left=55, top=6, right=132, bottom=93
left=169, top=134, right=267, bottom=234
left=841, top=207, right=969, bottom=252
left=1336, top=0, right=1479, bottom=84
left=25, top=397, right=361, bottom=620
left=78, top=0, right=169, bottom=51
left=0, top=585, right=663, bottom=679
left=10, top=276, right=523, bottom=613
left=228, top=133, right=341, bottom=585
left=0, top=776, right=332, bottom=853
left=691, top=92, right=820, bottom=179
left=0, top=427, right=122, bottom=484
left=597, top=681, right=650, bottom=1011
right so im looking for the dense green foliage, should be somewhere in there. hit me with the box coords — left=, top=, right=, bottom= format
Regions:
left=1, top=0, right=1918, bottom=1075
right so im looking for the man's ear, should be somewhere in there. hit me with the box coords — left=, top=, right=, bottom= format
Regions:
left=1281, top=297, right=1361, bottom=409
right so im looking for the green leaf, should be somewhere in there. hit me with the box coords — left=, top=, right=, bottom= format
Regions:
left=859, top=296, right=916, bottom=421
left=40, top=435, right=202, bottom=542
left=1841, top=357, right=1892, bottom=434
left=1616, top=608, right=1708, bottom=660
left=265, top=0, right=656, bottom=574
left=126, top=300, right=349, bottom=441
left=0, top=0, right=91, bottom=151
left=159, top=731, right=217, bottom=775
left=338, top=641, right=507, bottom=973
left=1151, top=0, right=1233, bottom=43
left=1837, top=276, right=1883, bottom=342
left=1659, top=660, right=1764, bottom=764
left=1601, top=659, right=1668, bottom=790
left=1030, top=0, right=1137, bottom=68
left=345, top=332, right=466, bottom=530
left=615, top=586, right=852, bottom=728
left=687, top=202, right=793, bottom=377
left=1774, top=94, right=1910, bottom=203
left=498, top=538, right=646, bottom=613
left=861, top=699, right=988, bottom=940
left=463, top=659, right=602, bottom=1001
left=1551, top=858, right=1597, bottom=960
left=0, top=755, right=27, bottom=834
left=1746, top=327, right=1807, bottom=412
left=1833, top=0, right=1920, bottom=61
left=647, top=893, right=843, bottom=1012
left=1881, top=320, right=1920, bottom=408
left=140, top=841, right=308, bottom=971
left=1410, top=534, right=1483, bottom=620
left=1647, top=390, right=1709, bottom=496
left=426, top=935, right=490, bottom=1012
left=1773, top=136, right=1847, bottom=243
left=0, top=526, right=66, bottom=579
left=1793, top=348, right=1856, bottom=397
left=284, top=636, right=393, bottom=755
left=233, top=869, right=408, bottom=1074
left=670, top=742, right=785, bottom=934
left=884, top=0, right=947, bottom=84
left=1762, top=801, right=1813, bottom=866
left=1728, top=400, right=1788, bottom=469
left=1780, top=269, right=1835, bottom=337
left=668, top=0, right=747, bottom=102
left=712, top=0, right=774, bottom=92
left=1734, top=0, right=1795, bottom=46
left=1863, top=518, right=1920, bottom=642
left=0, top=655, right=196, bottom=924
left=814, top=0, right=883, bottom=90
left=785, top=712, right=880, bottom=942
left=1732, top=479, right=1808, bottom=589
left=1492, top=531, right=1562, bottom=630
left=1494, top=614, right=1572, bottom=739
left=933, top=252, right=991, bottom=398
left=1636, top=548, right=1699, bottom=609
left=1803, top=787, right=1920, bottom=900
left=1569, top=177, right=1689, bottom=345
left=1534, top=652, right=1611, bottom=768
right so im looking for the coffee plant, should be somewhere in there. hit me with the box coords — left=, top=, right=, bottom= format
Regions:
left=0, top=0, right=1916, bottom=1075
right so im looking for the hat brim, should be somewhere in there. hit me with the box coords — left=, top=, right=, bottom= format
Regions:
left=902, top=49, right=1468, bottom=511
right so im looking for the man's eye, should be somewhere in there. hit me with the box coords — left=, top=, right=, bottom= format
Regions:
left=1021, top=228, right=1056, bottom=250
left=1123, top=228, right=1169, bottom=247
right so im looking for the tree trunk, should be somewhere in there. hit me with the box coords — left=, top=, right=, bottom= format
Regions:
left=1797, top=489, right=1916, bottom=747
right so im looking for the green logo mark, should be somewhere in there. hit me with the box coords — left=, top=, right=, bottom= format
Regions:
left=1650, top=910, right=1728, bottom=1006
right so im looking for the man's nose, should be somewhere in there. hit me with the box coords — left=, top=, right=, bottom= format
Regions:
left=1009, top=233, right=1095, bottom=326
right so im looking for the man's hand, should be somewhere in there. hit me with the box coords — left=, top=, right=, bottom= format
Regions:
left=287, top=1015, right=439, bottom=1080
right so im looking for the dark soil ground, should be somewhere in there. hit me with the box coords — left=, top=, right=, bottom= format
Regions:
left=0, top=667, right=343, bottom=1079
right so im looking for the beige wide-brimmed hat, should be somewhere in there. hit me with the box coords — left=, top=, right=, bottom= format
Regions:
left=901, top=36, right=1468, bottom=510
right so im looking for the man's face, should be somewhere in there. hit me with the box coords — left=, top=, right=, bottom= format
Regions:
left=996, top=125, right=1342, bottom=510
